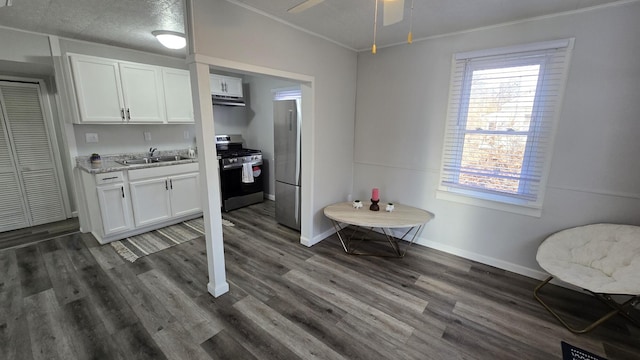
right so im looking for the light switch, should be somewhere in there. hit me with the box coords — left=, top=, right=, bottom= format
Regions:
left=144, top=131, right=152, bottom=141
left=85, top=133, right=99, bottom=143
left=183, top=130, right=189, bottom=140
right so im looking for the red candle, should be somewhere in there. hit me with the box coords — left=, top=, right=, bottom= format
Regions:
left=372, top=188, right=379, bottom=201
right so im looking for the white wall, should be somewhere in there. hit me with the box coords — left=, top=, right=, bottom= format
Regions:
left=354, top=2, right=640, bottom=277
left=73, top=124, right=196, bottom=156
left=212, top=105, right=248, bottom=137
left=191, top=0, right=357, bottom=242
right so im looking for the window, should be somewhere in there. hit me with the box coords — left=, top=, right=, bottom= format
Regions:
left=273, top=87, right=301, bottom=102
left=438, top=39, right=574, bottom=216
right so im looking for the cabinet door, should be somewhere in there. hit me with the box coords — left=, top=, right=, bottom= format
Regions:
left=210, top=74, right=243, bottom=97
left=162, top=68, right=194, bottom=123
left=169, top=172, right=202, bottom=217
left=129, top=177, right=172, bottom=227
left=223, top=76, right=243, bottom=98
left=96, top=183, right=133, bottom=235
left=209, top=74, right=226, bottom=96
left=70, top=56, right=125, bottom=123
left=119, top=63, right=166, bottom=123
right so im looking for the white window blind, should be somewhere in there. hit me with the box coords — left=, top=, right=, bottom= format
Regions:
left=439, top=39, right=573, bottom=210
left=273, top=87, right=301, bottom=101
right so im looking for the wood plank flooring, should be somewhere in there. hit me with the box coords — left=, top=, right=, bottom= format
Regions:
left=1, top=201, right=638, bottom=359
left=0, top=218, right=79, bottom=251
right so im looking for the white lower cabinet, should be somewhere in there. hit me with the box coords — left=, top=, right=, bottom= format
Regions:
left=129, top=177, right=172, bottom=227
left=169, top=172, right=202, bottom=217
left=128, top=163, right=201, bottom=228
left=96, top=182, right=134, bottom=235
left=79, top=163, right=200, bottom=244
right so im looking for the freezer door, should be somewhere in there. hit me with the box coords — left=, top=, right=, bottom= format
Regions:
left=274, top=100, right=300, bottom=186
left=275, top=181, right=301, bottom=231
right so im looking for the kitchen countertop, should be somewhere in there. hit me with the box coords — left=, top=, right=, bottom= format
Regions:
left=76, top=150, right=198, bottom=174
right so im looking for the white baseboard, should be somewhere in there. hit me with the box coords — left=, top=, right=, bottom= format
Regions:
left=265, top=193, right=275, bottom=201
left=413, top=236, right=549, bottom=281
left=305, top=225, right=341, bottom=247
left=316, top=226, right=552, bottom=283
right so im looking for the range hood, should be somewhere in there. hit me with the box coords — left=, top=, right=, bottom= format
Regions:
left=212, top=94, right=246, bottom=107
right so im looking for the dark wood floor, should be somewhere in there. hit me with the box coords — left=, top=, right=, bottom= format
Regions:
left=0, top=217, right=79, bottom=251
left=1, top=201, right=638, bottom=360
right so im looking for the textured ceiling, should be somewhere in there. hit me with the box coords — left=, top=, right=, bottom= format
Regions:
left=0, top=0, right=185, bottom=56
left=0, top=0, right=628, bottom=57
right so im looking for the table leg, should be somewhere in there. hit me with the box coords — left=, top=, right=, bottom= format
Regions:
left=330, top=220, right=426, bottom=257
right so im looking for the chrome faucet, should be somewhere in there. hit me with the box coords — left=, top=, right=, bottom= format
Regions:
left=148, top=147, right=157, bottom=157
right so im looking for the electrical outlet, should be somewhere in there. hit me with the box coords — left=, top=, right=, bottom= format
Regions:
left=85, top=133, right=99, bottom=143
left=183, top=130, right=189, bottom=140
left=144, top=132, right=152, bottom=141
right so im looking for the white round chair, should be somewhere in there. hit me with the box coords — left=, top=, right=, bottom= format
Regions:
left=534, top=223, right=640, bottom=333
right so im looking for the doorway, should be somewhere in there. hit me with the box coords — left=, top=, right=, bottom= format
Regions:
left=0, top=79, right=70, bottom=232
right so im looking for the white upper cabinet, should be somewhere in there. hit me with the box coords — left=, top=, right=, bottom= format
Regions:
left=69, top=54, right=193, bottom=124
left=210, top=74, right=243, bottom=98
left=70, top=56, right=125, bottom=123
left=162, top=68, right=194, bottom=123
left=119, top=62, right=166, bottom=123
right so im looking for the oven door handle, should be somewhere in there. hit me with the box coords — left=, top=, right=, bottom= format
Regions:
left=222, top=161, right=262, bottom=170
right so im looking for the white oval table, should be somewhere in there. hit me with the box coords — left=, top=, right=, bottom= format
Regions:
left=324, top=202, right=434, bottom=257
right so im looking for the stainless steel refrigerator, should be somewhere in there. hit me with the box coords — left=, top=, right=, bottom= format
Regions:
left=274, top=99, right=301, bottom=231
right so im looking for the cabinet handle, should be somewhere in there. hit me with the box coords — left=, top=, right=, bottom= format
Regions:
left=223, top=82, right=227, bottom=92
left=170, top=179, right=173, bottom=189
left=126, top=108, right=131, bottom=121
left=121, top=186, right=125, bottom=198
left=120, top=108, right=125, bottom=121
left=100, top=176, right=118, bottom=181
left=165, top=179, right=168, bottom=190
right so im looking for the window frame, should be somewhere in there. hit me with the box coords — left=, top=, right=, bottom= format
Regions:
left=437, top=39, right=574, bottom=217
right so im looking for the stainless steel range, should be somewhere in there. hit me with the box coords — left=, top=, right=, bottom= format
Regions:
left=216, top=135, right=264, bottom=212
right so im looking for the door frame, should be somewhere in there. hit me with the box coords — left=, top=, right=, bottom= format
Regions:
left=0, top=76, right=72, bottom=220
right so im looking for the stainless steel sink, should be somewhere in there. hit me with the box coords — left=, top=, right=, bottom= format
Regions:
left=115, top=158, right=151, bottom=165
left=115, top=155, right=189, bottom=166
left=152, top=155, right=189, bottom=162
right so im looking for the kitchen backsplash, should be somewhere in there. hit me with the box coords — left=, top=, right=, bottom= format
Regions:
left=74, top=123, right=196, bottom=156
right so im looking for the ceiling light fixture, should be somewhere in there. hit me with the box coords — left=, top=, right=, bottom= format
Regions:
left=152, top=30, right=186, bottom=50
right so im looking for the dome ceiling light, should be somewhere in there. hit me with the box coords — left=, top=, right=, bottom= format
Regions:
left=152, top=30, right=186, bottom=50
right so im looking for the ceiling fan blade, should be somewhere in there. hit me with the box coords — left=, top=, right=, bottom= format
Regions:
left=383, top=0, right=405, bottom=26
left=287, top=0, right=326, bottom=13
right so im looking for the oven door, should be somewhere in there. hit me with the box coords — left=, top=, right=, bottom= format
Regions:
left=220, top=162, right=264, bottom=201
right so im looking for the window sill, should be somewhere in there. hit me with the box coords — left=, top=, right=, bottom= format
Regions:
left=436, top=189, right=542, bottom=217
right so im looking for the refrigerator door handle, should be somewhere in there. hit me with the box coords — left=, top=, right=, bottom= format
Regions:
left=295, top=186, right=300, bottom=225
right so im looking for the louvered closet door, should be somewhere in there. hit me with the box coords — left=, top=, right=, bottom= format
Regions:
left=0, top=82, right=66, bottom=227
left=0, top=103, right=29, bottom=231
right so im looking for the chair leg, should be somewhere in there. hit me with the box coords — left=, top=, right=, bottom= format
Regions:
left=533, top=276, right=639, bottom=334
